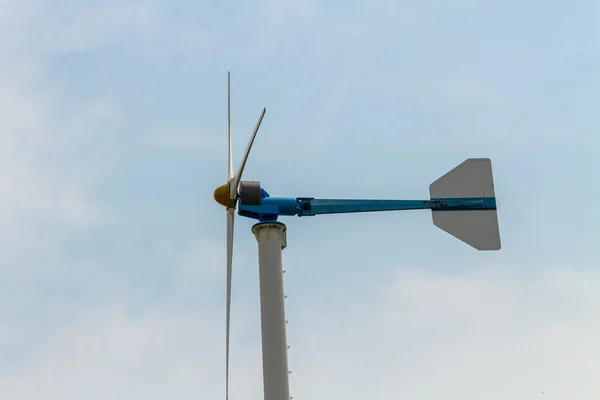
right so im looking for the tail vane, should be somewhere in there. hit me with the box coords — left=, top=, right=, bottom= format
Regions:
left=429, top=158, right=501, bottom=250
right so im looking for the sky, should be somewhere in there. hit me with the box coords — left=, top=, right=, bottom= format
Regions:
left=1, top=0, right=599, bottom=399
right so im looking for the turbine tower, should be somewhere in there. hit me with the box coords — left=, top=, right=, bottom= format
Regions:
left=214, top=72, right=501, bottom=400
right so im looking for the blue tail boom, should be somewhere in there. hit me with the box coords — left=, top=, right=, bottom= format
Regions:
left=237, top=195, right=496, bottom=222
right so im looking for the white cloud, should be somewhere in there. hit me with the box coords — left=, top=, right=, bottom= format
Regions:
left=0, top=0, right=188, bottom=264
left=0, top=305, right=225, bottom=399
left=289, top=266, right=600, bottom=400
left=0, top=76, right=114, bottom=269
left=1, top=266, right=597, bottom=399
left=0, top=76, right=103, bottom=253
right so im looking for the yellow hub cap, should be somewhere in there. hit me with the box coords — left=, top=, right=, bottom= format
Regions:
left=214, top=182, right=236, bottom=208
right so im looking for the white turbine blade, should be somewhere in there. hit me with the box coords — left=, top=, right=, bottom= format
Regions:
left=228, top=72, right=233, bottom=180
left=225, top=208, right=234, bottom=400
left=229, top=107, right=266, bottom=199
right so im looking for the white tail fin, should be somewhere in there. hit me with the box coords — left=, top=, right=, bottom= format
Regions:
left=429, top=158, right=501, bottom=250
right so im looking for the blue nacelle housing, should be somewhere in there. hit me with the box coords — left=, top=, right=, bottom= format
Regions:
left=238, top=196, right=299, bottom=221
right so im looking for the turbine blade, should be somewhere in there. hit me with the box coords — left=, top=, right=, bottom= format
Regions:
left=228, top=72, right=233, bottom=180
left=225, top=208, right=234, bottom=400
left=230, top=107, right=266, bottom=199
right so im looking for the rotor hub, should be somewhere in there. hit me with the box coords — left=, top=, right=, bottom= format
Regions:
left=214, top=182, right=236, bottom=208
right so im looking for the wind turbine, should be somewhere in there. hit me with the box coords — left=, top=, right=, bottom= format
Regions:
left=214, top=72, right=501, bottom=400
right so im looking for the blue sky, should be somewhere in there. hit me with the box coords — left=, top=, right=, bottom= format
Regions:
left=1, top=0, right=599, bottom=399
